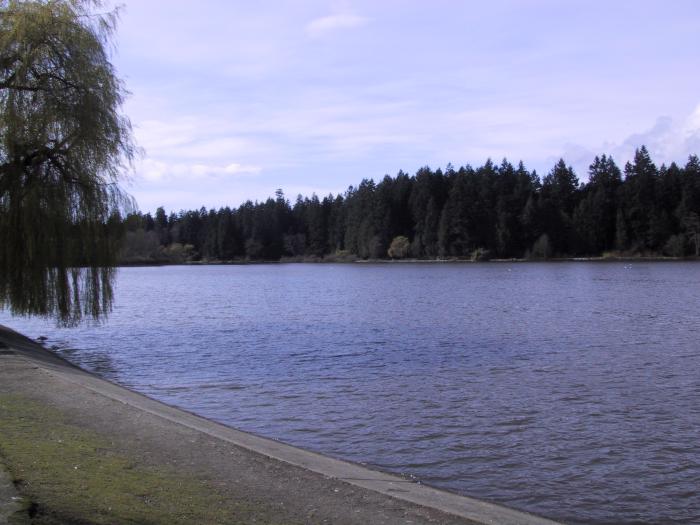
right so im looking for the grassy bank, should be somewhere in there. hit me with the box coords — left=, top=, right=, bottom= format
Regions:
left=0, top=394, right=275, bottom=525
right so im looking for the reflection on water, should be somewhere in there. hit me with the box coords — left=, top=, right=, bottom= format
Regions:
left=2, top=262, right=700, bottom=525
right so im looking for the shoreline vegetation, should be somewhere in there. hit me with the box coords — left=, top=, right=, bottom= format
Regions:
left=119, top=253, right=699, bottom=267
left=118, top=146, right=700, bottom=267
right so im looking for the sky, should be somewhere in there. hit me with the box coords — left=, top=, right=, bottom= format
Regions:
left=108, top=1, right=700, bottom=213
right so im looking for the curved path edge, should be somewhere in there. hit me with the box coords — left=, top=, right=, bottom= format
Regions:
left=0, top=325, right=561, bottom=525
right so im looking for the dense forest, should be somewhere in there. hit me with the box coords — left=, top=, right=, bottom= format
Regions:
left=119, top=146, right=700, bottom=263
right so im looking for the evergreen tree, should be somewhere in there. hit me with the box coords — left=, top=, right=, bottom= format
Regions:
left=305, top=194, right=328, bottom=256
left=438, top=167, right=475, bottom=256
left=540, top=160, right=579, bottom=254
left=679, top=155, right=700, bottom=255
left=327, top=194, right=346, bottom=252
left=573, top=155, right=621, bottom=254
left=620, top=146, right=659, bottom=250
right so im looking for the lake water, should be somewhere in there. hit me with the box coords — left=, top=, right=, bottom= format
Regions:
left=2, top=262, right=699, bottom=524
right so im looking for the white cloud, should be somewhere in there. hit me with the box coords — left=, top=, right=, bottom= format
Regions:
left=139, top=159, right=168, bottom=182
left=553, top=104, right=700, bottom=179
left=305, top=13, right=368, bottom=38
left=134, top=119, right=199, bottom=153
left=621, top=116, right=675, bottom=155
left=136, top=159, right=261, bottom=183
left=681, top=104, right=700, bottom=154
left=615, top=109, right=700, bottom=167
left=131, top=115, right=268, bottom=186
left=224, top=163, right=262, bottom=175
left=178, top=137, right=264, bottom=161
left=685, top=104, right=700, bottom=133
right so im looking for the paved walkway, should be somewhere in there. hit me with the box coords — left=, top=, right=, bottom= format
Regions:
left=0, top=325, right=561, bottom=525
left=0, top=465, right=22, bottom=525
left=0, top=339, right=23, bottom=525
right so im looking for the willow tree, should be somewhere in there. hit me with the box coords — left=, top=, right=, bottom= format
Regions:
left=0, top=0, right=135, bottom=325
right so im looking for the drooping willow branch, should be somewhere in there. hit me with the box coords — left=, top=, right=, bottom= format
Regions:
left=0, top=0, right=136, bottom=325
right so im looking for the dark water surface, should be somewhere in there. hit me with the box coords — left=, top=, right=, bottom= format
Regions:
left=2, top=262, right=699, bottom=524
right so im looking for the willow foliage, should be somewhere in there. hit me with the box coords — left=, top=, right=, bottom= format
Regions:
left=0, top=0, right=135, bottom=325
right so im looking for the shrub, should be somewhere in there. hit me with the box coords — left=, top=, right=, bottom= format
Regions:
left=387, top=236, right=411, bottom=259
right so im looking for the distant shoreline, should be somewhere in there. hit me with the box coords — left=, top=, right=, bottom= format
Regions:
left=118, top=255, right=698, bottom=267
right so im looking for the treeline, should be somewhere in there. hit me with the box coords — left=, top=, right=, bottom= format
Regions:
left=120, top=146, right=700, bottom=263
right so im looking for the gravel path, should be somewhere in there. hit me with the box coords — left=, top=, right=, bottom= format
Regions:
left=0, top=465, right=22, bottom=524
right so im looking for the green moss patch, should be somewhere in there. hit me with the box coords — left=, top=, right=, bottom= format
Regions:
left=0, top=395, right=266, bottom=524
